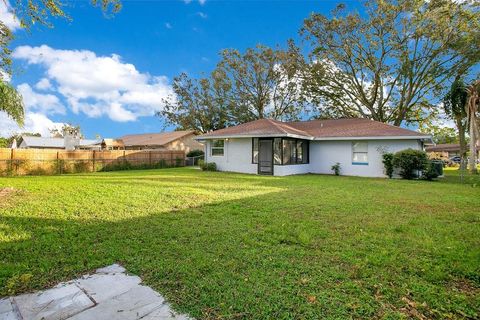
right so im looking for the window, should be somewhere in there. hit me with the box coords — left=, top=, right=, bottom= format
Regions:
left=282, top=139, right=296, bottom=165
left=352, top=142, right=368, bottom=165
left=252, top=138, right=259, bottom=163
left=273, top=138, right=282, bottom=165
left=211, top=139, right=224, bottom=156
left=296, top=140, right=308, bottom=164
left=252, top=137, right=309, bottom=165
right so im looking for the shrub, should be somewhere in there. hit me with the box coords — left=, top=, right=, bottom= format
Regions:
left=382, top=153, right=394, bottom=178
left=392, top=149, right=428, bottom=179
left=198, top=159, right=205, bottom=168
left=175, top=157, right=183, bottom=167
left=201, top=162, right=217, bottom=171
left=187, top=149, right=204, bottom=158
left=331, top=162, right=341, bottom=176
left=422, top=160, right=443, bottom=181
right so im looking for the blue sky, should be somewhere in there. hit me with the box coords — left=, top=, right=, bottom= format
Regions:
left=1, top=0, right=356, bottom=139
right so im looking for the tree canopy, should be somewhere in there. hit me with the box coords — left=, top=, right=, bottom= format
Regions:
left=300, top=0, right=480, bottom=125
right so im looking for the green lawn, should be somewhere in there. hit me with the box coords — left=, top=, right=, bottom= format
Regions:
left=1, top=168, right=479, bottom=319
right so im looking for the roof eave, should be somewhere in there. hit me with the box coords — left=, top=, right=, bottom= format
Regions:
left=313, top=135, right=433, bottom=142
left=195, top=133, right=314, bottom=141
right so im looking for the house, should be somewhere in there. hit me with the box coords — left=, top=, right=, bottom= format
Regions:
left=426, top=142, right=480, bottom=158
left=195, top=118, right=432, bottom=177
left=105, top=130, right=203, bottom=153
left=18, top=136, right=101, bottom=150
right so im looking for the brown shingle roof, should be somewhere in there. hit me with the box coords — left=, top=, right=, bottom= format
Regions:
left=119, top=131, right=195, bottom=147
left=197, top=118, right=430, bottom=140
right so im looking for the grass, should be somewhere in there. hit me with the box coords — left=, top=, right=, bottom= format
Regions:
left=0, top=168, right=479, bottom=319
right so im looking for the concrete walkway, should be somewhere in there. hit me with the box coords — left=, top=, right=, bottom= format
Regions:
left=0, top=264, right=193, bottom=320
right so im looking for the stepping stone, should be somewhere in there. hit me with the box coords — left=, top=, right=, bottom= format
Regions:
left=96, top=264, right=126, bottom=274
left=69, top=285, right=166, bottom=320
left=75, top=273, right=141, bottom=304
left=13, top=283, right=95, bottom=320
left=0, top=298, right=20, bottom=320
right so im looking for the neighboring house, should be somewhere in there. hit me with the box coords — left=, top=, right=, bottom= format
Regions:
left=426, top=142, right=480, bottom=158
left=106, top=130, right=203, bottom=153
left=195, top=118, right=432, bottom=177
left=18, top=136, right=101, bottom=150
left=101, top=139, right=125, bottom=150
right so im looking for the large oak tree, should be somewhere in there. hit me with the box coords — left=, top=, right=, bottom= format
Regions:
left=301, top=0, right=480, bottom=125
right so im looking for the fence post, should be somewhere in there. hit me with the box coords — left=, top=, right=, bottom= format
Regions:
left=92, top=150, right=96, bottom=172
left=10, top=148, right=14, bottom=175
left=149, top=151, right=152, bottom=166
left=56, top=151, right=59, bottom=175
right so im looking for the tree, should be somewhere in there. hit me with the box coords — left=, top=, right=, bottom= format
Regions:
left=50, top=124, right=82, bottom=138
left=443, top=77, right=468, bottom=168
left=0, top=0, right=122, bottom=125
left=466, top=80, right=480, bottom=173
left=0, top=80, right=24, bottom=125
left=217, top=44, right=307, bottom=123
left=159, top=72, right=232, bottom=133
left=301, top=0, right=480, bottom=125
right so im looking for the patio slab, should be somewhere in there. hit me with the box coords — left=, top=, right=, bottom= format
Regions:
left=1, top=264, right=192, bottom=320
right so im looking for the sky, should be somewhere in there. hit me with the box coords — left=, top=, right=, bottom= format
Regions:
left=0, top=0, right=359, bottom=139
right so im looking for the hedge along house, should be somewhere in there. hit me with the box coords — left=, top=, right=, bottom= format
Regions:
left=195, top=118, right=432, bottom=177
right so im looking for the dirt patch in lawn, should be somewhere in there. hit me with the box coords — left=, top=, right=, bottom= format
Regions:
left=0, top=187, right=22, bottom=203
left=451, top=279, right=480, bottom=296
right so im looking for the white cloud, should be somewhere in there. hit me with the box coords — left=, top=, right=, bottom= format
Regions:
left=17, top=83, right=65, bottom=115
left=0, top=0, right=20, bottom=31
left=197, top=12, right=207, bottom=19
left=13, top=45, right=174, bottom=122
left=165, top=22, right=172, bottom=29
left=0, top=111, right=64, bottom=137
left=35, top=78, right=53, bottom=90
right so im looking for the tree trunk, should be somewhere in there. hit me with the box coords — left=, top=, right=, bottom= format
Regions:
left=456, top=117, right=467, bottom=170
left=469, top=119, right=477, bottom=173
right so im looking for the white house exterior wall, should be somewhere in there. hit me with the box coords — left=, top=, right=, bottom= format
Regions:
left=204, top=138, right=257, bottom=174
left=309, top=139, right=422, bottom=177
left=204, top=138, right=423, bottom=177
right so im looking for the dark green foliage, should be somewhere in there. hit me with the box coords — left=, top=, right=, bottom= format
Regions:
left=421, top=161, right=442, bottom=181
left=392, top=149, right=428, bottom=180
left=175, top=157, right=183, bottom=167
left=331, top=162, right=341, bottom=176
left=200, top=162, right=217, bottom=171
left=100, top=159, right=175, bottom=172
left=186, top=149, right=204, bottom=158
left=382, top=153, right=394, bottom=178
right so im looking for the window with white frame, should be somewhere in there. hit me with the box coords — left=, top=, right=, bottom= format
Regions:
left=352, top=142, right=368, bottom=164
left=211, top=139, right=225, bottom=156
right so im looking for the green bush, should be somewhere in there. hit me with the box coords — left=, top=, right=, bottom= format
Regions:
left=186, top=149, right=204, bottom=158
left=331, top=162, right=341, bottom=176
left=201, top=162, right=217, bottom=171
left=392, top=149, right=428, bottom=180
left=421, top=160, right=443, bottom=181
left=382, top=153, right=394, bottom=178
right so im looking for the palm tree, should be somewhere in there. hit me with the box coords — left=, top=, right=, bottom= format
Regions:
left=466, top=80, right=480, bottom=173
left=443, top=77, right=468, bottom=169
left=0, top=81, right=24, bottom=126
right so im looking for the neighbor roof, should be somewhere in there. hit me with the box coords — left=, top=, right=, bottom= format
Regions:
left=119, top=130, right=195, bottom=147
left=197, top=118, right=431, bottom=141
left=20, top=136, right=101, bottom=148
